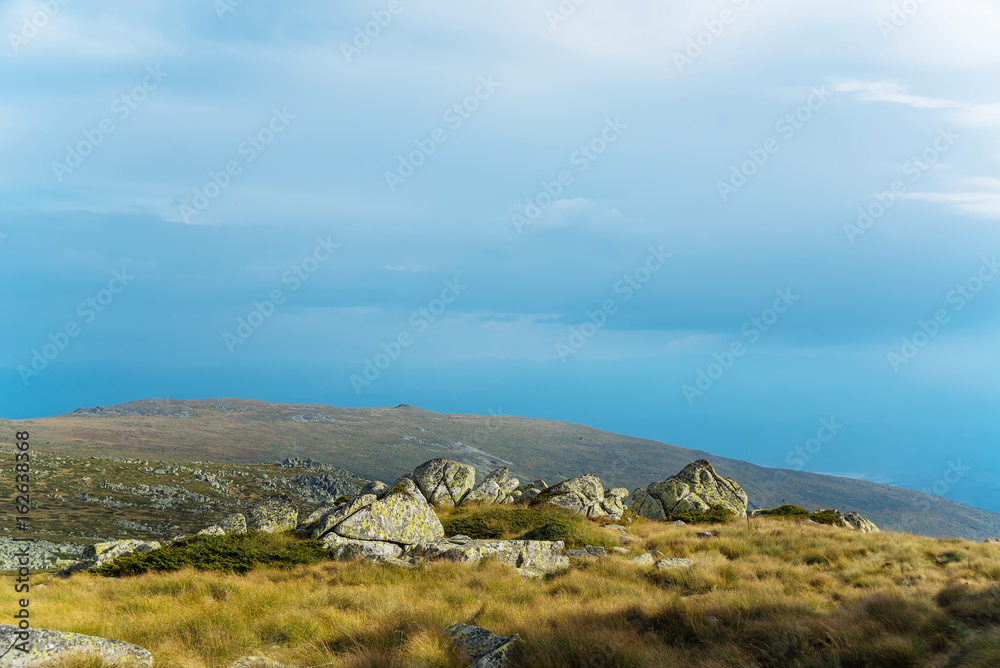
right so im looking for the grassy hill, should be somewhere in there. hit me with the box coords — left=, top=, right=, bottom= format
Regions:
left=11, top=513, right=1000, bottom=667
left=3, top=398, right=998, bottom=541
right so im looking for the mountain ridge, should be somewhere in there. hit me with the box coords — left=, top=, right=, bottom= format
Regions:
left=5, top=397, right=998, bottom=540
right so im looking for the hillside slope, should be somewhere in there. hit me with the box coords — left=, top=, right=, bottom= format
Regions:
left=4, top=398, right=998, bottom=540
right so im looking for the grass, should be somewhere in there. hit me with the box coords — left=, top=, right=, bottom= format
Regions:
left=9, top=514, right=1000, bottom=667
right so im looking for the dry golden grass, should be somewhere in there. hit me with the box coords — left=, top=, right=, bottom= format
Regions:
left=9, top=517, right=1000, bottom=667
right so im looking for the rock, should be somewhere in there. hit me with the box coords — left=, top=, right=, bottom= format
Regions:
left=390, top=475, right=427, bottom=502
left=649, top=550, right=664, bottom=558
left=631, top=553, right=655, bottom=566
left=531, top=474, right=623, bottom=520
left=601, top=488, right=629, bottom=521
left=627, top=460, right=749, bottom=520
left=407, top=538, right=568, bottom=574
left=334, top=489, right=444, bottom=545
left=244, top=495, right=298, bottom=533
left=985, top=538, right=1000, bottom=544
left=610, top=547, right=630, bottom=555
left=360, top=480, right=391, bottom=499
left=322, top=534, right=403, bottom=561
left=412, top=459, right=476, bottom=507
left=672, top=520, right=687, bottom=526
left=309, top=494, right=377, bottom=539
left=462, top=467, right=520, bottom=506
left=84, top=539, right=162, bottom=565
left=227, top=658, right=297, bottom=668
left=843, top=511, right=880, bottom=533
left=516, top=480, right=548, bottom=504
left=0, top=625, right=153, bottom=666
left=446, top=623, right=520, bottom=668
left=0, top=537, right=84, bottom=571
left=654, top=558, right=694, bottom=570
left=604, top=524, right=627, bottom=533
left=198, top=513, right=247, bottom=537
left=696, top=532, right=715, bottom=539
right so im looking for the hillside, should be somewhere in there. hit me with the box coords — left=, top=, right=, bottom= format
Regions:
left=3, top=398, right=998, bottom=541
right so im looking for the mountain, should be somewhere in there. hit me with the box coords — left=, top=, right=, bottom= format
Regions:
left=4, top=397, right=998, bottom=541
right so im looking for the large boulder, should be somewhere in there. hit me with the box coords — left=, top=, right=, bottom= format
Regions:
left=446, top=623, right=520, bottom=668
left=461, top=467, right=520, bottom=506
left=0, top=625, right=153, bottom=666
left=198, top=512, right=247, bottom=536
left=843, top=511, right=880, bottom=533
left=515, top=480, right=548, bottom=504
left=530, top=474, right=624, bottom=520
left=323, top=534, right=404, bottom=561
left=333, top=483, right=445, bottom=545
left=627, top=460, right=748, bottom=520
left=83, top=539, right=162, bottom=566
left=407, top=537, right=568, bottom=575
left=309, top=494, right=377, bottom=539
left=412, top=459, right=476, bottom=507
left=244, top=495, right=298, bottom=533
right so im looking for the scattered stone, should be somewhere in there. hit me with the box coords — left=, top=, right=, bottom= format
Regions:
left=631, top=553, right=655, bottom=566
left=0, top=625, right=153, bottom=666
left=649, top=550, right=664, bottom=559
left=531, top=474, right=624, bottom=520
left=446, top=623, right=520, bottom=668
left=244, top=495, right=298, bottom=533
left=627, top=459, right=748, bottom=520
left=605, top=524, right=627, bottom=533
left=696, top=532, right=715, bottom=539
left=412, top=459, right=476, bottom=507
left=985, top=538, right=1000, bottom=544
left=654, top=558, right=694, bottom=570
left=610, top=546, right=630, bottom=555
left=672, top=520, right=687, bottom=526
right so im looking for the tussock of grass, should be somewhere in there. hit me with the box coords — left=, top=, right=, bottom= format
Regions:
left=92, top=531, right=329, bottom=577
left=10, top=517, right=1000, bottom=666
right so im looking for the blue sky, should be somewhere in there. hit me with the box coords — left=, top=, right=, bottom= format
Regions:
left=2, top=0, right=999, bottom=511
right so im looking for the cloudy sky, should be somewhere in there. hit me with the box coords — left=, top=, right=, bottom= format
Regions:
left=2, top=0, right=998, bottom=511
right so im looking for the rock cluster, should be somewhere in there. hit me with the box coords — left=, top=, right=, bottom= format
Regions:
left=0, top=537, right=83, bottom=571
left=627, top=459, right=749, bottom=520
left=56, top=539, right=162, bottom=576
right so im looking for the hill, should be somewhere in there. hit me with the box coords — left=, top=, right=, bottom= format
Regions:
left=3, top=397, right=998, bottom=541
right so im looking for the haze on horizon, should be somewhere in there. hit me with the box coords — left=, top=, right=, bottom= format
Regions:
left=1, top=1, right=998, bottom=514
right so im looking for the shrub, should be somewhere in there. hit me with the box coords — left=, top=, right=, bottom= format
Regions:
left=671, top=506, right=735, bottom=525
left=755, top=505, right=812, bottom=520
left=438, top=505, right=618, bottom=548
left=91, top=531, right=329, bottom=577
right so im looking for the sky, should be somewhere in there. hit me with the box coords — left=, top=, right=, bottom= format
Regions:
left=1, top=0, right=998, bottom=512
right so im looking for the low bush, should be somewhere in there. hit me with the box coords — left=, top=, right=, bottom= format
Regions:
left=438, top=505, right=617, bottom=548
left=91, top=531, right=329, bottom=577
left=671, top=505, right=736, bottom=525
